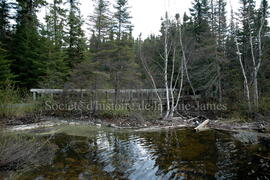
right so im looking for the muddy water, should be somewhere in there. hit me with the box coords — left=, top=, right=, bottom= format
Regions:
left=17, top=126, right=270, bottom=179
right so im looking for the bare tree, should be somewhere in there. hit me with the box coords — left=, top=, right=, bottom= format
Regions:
left=235, top=35, right=252, bottom=112
left=248, top=12, right=265, bottom=109
left=231, top=8, right=252, bottom=112
left=139, top=12, right=188, bottom=120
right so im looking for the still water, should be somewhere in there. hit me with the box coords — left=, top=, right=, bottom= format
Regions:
left=19, top=126, right=270, bottom=179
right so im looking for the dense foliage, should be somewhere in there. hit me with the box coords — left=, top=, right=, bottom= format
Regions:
left=0, top=0, right=269, bottom=115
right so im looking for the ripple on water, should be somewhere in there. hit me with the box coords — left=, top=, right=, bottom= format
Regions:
left=13, top=127, right=270, bottom=180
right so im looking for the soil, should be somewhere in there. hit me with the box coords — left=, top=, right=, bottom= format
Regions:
left=2, top=113, right=270, bottom=134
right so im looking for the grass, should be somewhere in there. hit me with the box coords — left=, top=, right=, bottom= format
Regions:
left=259, top=97, right=270, bottom=115
left=0, top=129, right=56, bottom=179
left=0, top=85, right=38, bottom=119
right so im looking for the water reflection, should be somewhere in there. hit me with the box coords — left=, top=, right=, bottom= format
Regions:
left=19, top=127, right=270, bottom=179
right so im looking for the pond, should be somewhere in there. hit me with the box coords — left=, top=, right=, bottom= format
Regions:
left=11, top=126, right=270, bottom=179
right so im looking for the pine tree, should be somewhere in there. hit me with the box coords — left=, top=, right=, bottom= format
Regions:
left=65, top=0, right=87, bottom=67
left=89, top=0, right=112, bottom=68
left=111, top=0, right=141, bottom=102
left=0, top=43, right=13, bottom=88
left=189, top=0, right=218, bottom=98
left=41, top=0, right=69, bottom=88
left=0, top=0, right=11, bottom=42
left=212, top=0, right=227, bottom=102
left=89, top=0, right=111, bottom=48
left=11, top=0, right=47, bottom=89
left=190, top=0, right=210, bottom=41
left=113, top=0, right=133, bottom=39
left=239, top=0, right=256, bottom=65
left=45, top=0, right=67, bottom=48
left=0, top=0, right=13, bottom=87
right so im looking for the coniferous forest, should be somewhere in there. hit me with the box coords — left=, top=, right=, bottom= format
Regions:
left=1, top=0, right=270, bottom=179
left=0, top=0, right=269, bottom=117
left=0, top=0, right=270, bottom=120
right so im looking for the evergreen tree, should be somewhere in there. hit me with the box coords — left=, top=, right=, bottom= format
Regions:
left=0, top=0, right=13, bottom=87
left=41, top=0, right=69, bottom=88
left=111, top=0, right=141, bottom=102
left=238, top=0, right=256, bottom=67
left=89, top=0, right=112, bottom=69
left=212, top=0, right=227, bottom=102
left=0, top=0, right=11, bottom=42
left=0, top=43, right=13, bottom=88
left=65, top=0, right=87, bottom=67
left=45, top=0, right=67, bottom=48
left=189, top=0, right=218, bottom=97
left=89, top=0, right=111, bottom=47
left=11, top=0, right=47, bottom=89
left=190, top=0, right=210, bottom=41
left=215, top=0, right=227, bottom=50
left=113, top=0, right=133, bottom=39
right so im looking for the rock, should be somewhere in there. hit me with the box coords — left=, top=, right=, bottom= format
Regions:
left=232, top=131, right=259, bottom=144
left=96, top=124, right=102, bottom=127
left=107, top=123, right=117, bottom=128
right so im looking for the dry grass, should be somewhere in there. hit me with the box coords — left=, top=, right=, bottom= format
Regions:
left=0, top=85, right=38, bottom=119
left=0, top=132, right=56, bottom=174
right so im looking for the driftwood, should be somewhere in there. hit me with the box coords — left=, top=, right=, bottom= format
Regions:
left=195, top=119, right=210, bottom=132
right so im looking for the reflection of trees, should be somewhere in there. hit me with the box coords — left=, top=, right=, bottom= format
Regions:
left=86, top=131, right=141, bottom=178
left=214, top=132, right=240, bottom=179
left=135, top=129, right=218, bottom=179
left=42, top=129, right=270, bottom=179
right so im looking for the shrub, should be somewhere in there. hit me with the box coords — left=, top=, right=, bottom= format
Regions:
left=0, top=132, right=56, bottom=179
left=0, top=84, right=37, bottom=119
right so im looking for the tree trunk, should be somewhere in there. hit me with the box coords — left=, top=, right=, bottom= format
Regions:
left=235, top=37, right=252, bottom=112
left=164, top=13, right=171, bottom=120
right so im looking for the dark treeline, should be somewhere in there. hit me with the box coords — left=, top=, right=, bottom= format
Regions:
left=0, top=0, right=270, bottom=114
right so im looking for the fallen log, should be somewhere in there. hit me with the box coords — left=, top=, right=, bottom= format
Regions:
left=195, top=119, right=210, bottom=132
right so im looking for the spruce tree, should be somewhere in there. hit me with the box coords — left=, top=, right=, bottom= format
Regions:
left=65, top=0, right=87, bottom=67
left=89, top=0, right=111, bottom=47
left=45, top=0, right=67, bottom=48
left=111, top=0, right=141, bottom=102
left=40, top=0, right=69, bottom=88
left=0, top=43, right=13, bottom=88
left=190, top=0, right=218, bottom=97
left=190, top=0, right=210, bottom=41
left=11, top=0, right=47, bottom=89
left=89, top=0, right=112, bottom=66
left=0, top=0, right=13, bottom=87
left=0, top=0, right=10, bottom=42
left=113, top=0, right=133, bottom=39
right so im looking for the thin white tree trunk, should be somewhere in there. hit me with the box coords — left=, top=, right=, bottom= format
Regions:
left=169, top=47, right=176, bottom=118
left=164, top=13, right=171, bottom=119
left=174, top=18, right=185, bottom=110
left=248, top=14, right=265, bottom=109
left=254, top=17, right=264, bottom=108
left=248, top=20, right=258, bottom=108
left=235, top=37, right=252, bottom=112
left=139, top=42, right=163, bottom=116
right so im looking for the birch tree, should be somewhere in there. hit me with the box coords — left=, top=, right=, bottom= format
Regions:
left=140, top=13, right=189, bottom=120
left=247, top=0, right=267, bottom=109
left=231, top=5, right=252, bottom=112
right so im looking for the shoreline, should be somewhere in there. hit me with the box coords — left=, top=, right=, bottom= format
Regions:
left=3, top=116, right=270, bottom=135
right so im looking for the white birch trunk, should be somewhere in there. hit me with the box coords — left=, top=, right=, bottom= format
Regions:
left=139, top=41, right=163, bottom=116
left=174, top=18, right=185, bottom=110
left=164, top=13, right=171, bottom=119
left=235, top=37, right=252, bottom=112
